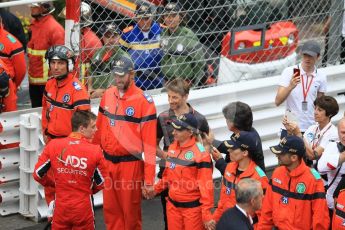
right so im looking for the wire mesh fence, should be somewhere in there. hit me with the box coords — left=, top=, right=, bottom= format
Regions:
left=6, top=0, right=345, bottom=95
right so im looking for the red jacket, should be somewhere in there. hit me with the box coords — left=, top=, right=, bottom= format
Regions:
left=28, top=15, right=64, bottom=85
left=258, top=160, right=329, bottom=230
left=93, top=83, right=157, bottom=185
left=213, top=160, right=268, bottom=221
left=0, top=26, right=26, bottom=87
left=79, top=27, right=102, bottom=85
left=33, top=132, right=108, bottom=220
left=42, top=73, right=90, bottom=137
left=154, top=137, right=214, bottom=222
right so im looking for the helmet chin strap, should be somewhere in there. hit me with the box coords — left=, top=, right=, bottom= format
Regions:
left=55, top=73, right=68, bottom=81
left=31, top=13, right=42, bottom=19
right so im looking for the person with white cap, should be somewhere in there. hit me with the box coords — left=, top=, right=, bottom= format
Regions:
left=59, top=2, right=102, bottom=87
left=160, top=2, right=206, bottom=86
left=27, top=2, right=64, bottom=108
left=120, top=3, right=164, bottom=90
left=275, top=40, right=327, bottom=137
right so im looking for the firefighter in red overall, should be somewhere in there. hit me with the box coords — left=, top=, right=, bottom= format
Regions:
left=41, top=45, right=90, bottom=206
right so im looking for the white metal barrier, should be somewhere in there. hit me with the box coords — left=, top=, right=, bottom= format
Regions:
left=0, top=108, right=40, bottom=216
left=0, top=65, right=344, bottom=220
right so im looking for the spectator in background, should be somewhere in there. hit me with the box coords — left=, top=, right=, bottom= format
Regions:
left=212, top=101, right=265, bottom=172
left=58, top=2, right=102, bottom=87
left=258, top=136, right=329, bottom=229
left=0, top=5, right=27, bottom=50
left=211, top=131, right=268, bottom=224
left=322, top=0, right=345, bottom=65
left=78, top=2, right=102, bottom=87
left=317, top=118, right=345, bottom=220
left=0, top=16, right=26, bottom=89
left=160, top=2, right=206, bottom=86
left=0, top=60, right=17, bottom=113
left=283, top=95, right=339, bottom=168
left=28, top=2, right=64, bottom=108
left=156, top=78, right=209, bottom=230
left=216, top=178, right=264, bottom=230
left=90, top=23, right=131, bottom=98
left=275, top=40, right=327, bottom=135
left=331, top=139, right=345, bottom=230
left=120, top=3, right=164, bottom=90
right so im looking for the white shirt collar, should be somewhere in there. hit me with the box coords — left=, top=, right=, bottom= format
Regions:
left=236, top=204, right=253, bottom=224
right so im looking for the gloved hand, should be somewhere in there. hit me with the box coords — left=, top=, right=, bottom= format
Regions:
left=47, top=200, right=55, bottom=218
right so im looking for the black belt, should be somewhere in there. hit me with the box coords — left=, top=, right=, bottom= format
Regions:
left=103, top=151, right=142, bottom=164
left=168, top=197, right=201, bottom=208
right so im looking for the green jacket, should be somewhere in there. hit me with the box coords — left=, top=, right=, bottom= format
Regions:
left=161, top=26, right=205, bottom=85
left=90, top=46, right=130, bottom=89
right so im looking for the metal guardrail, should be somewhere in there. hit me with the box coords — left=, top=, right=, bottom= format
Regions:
left=0, top=109, right=40, bottom=216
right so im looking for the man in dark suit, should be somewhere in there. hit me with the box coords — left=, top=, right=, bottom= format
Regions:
left=216, top=178, right=263, bottom=230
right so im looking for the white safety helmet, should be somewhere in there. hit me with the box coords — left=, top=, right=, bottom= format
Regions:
left=59, top=2, right=93, bottom=27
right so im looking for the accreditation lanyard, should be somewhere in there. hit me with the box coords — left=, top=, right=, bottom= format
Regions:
left=311, top=123, right=332, bottom=149
left=301, top=74, right=314, bottom=102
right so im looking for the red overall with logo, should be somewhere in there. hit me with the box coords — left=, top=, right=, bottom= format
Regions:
left=33, top=133, right=108, bottom=230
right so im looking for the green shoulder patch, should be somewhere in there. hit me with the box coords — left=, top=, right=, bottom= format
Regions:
left=6, top=34, right=17, bottom=43
left=310, top=168, right=321, bottom=180
left=255, top=166, right=266, bottom=178
left=196, top=142, right=205, bottom=153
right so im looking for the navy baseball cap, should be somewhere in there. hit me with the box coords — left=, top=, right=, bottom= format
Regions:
left=270, top=136, right=305, bottom=157
left=300, top=40, right=321, bottom=57
left=111, top=56, right=134, bottom=76
left=224, top=131, right=256, bottom=151
left=170, top=113, right=199, bottom=133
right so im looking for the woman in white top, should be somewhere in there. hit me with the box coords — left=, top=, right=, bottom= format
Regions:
left=283, top=95, right=339, bottom=162
left=283, top=95, right=339, bottom=210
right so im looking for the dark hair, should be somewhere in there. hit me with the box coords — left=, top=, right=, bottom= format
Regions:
left=165, top=78, right=190, bottom=96
left=314, top=96, right=339, bottom=119
left=222, top=101, right=253, bottom=131
left=71, top=110, right=96, bottom=131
